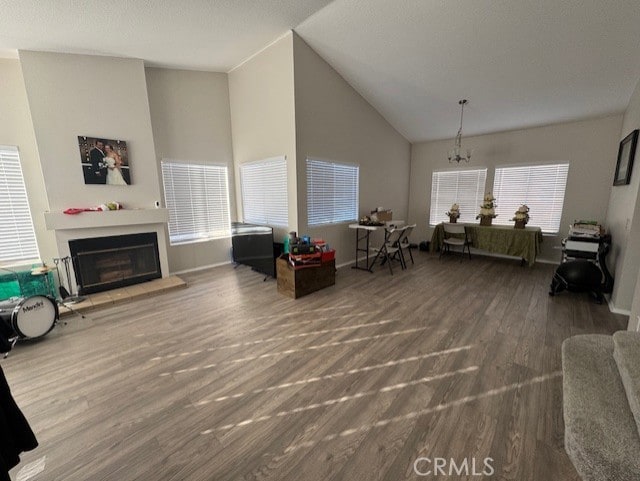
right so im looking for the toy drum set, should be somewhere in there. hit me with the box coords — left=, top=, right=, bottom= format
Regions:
left=0, top=265, right=70, bottom=354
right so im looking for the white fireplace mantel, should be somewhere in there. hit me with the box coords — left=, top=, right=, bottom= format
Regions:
left=44, top=208, right=169, bottom=231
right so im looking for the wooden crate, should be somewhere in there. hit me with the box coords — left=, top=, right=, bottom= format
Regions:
left=276, top=255, right=336, bottom=299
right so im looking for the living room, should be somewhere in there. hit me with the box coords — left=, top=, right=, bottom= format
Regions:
left=1, top=1, right=640, bottom=480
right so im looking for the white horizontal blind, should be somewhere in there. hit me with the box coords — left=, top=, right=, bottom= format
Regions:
left=0, top=146, right=40, bottom=265
left=492, top=163, right=569, bottom=233
left=307, top=159, right=359, bottom=226
left=240, top=156, right=288, bottom=227
left=429, top=168, right=487, bottom=225
left=161, top=161, right=231, bottom=245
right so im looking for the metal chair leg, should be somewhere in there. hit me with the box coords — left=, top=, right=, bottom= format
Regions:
left=386, top=250, right=393, bottom=275
left=397, top=247, right=407, bottom=269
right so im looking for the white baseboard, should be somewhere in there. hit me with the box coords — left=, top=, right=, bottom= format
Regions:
left=535, top=257, right=560, bottom=265
left=465, top=249, right=559, bottom=265
left=605, top=294, right=631, bottom=316
left=337, top=257, right=367, bottom=269
left=177, top=257, right=363, bottom=274
left=434, top=247, right=559, bottom=265
left=171, top=260, right=232, bottom=276
left=338, top=251, right=558, bottom=268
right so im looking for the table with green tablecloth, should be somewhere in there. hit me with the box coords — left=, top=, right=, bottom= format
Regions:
left=430, top=223, right=543, bottom=266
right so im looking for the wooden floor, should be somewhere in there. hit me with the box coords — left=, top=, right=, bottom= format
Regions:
left=4, top=251, right=627, bottom=481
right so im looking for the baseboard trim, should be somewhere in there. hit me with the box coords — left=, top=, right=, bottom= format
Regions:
left=171, top=260, right=232, bottom=276
left=535, top=257, right=560, bottom=265
left=338, top=251, right=558, bottom=268
left=605, top=294, right=631, bottom=316
left=466, top=249, right=559, bottom=265
left=337, top=257, right=367, bottom=269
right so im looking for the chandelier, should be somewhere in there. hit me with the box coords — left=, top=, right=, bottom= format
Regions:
left=448, top=99, right=471, bottom=163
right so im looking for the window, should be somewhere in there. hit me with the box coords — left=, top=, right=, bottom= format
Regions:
left=492, top=163, right=569, bottom=233
left=0, top=146, right=39, bottom=265
left=306, top=158, right=359, bottom=226
left=429, top=168, right=487, bottom=226
left=240, top=156, right=288, bottom=227
left=161, top=161, right=231, bottom=245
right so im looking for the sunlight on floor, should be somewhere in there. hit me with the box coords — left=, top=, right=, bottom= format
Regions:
left=151, top=318, right=401, bottom=358
left=158, top=326, right=431, bottom=376
left=244, top=311, right=378, bottom=333
left=247, top=305, right=357, bottom=322
left=282, top=371, right=563, bottom=453
left=200, top=366, right=480, bottom=434
left=15, top=456, right=46, bottom=481
left=194, top=345, right=474, bottom=404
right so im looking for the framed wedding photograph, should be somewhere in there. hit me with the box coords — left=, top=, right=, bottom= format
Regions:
left=613, top=129, right=639, bottom=186
left=78, top=136, right=131, bottom=185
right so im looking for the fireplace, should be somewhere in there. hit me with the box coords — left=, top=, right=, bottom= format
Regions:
left=69, top=233, right=162, bottom=294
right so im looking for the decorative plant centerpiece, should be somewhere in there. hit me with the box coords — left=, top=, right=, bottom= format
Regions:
left=476, top=192, right=497, bottom=226
left=446, top=203, right=460, bottom=223
left=511, top=204, right=530, bottom=229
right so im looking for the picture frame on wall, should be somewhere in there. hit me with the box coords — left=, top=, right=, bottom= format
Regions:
left=78, top=136, right=131, bottom=185
left=613, top=129, right=639, bottom=186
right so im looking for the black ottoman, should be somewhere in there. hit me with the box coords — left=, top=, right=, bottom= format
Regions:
left=549, top=260, right=604, bottom=303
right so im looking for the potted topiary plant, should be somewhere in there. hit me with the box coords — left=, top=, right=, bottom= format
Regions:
left=446, top=203, right=460, bottom=223
left=511, top=205, right=530, bottom=229
left=476, top=192, right=497, bottom=226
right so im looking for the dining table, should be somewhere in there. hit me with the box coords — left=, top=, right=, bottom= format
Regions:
left=430, top=222, right=543, bottom=266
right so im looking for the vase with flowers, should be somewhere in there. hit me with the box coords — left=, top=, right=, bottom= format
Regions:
left=446, top=203, right=460, bottom=223
left=511, top=205, right=530, bottom=229
left=476, top=192, right=497, bottom=226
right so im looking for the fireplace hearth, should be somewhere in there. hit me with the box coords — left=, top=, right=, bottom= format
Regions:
left=69, top=233, right=161, bottom=295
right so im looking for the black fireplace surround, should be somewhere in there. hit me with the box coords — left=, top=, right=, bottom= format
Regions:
left=69, top=233, right=161, bottom=295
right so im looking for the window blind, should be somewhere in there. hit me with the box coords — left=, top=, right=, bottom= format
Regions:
left=306, top=158, right=359, bottom=226
left=492, top=163, right=569, bottom=233
left=0, top=146, right=39, bottom=265
left=240, top=156, right=288, bottom=227
left=429, top=168, right=487, bottom=225
left=161, top=161, right=231, bottom=245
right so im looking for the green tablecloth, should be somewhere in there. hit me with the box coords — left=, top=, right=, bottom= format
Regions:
left=430, top=223, right=543, bottom=266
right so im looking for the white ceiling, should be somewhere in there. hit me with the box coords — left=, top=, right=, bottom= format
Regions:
left=2, top=0, right=640, bottom=142
left=296, top=0, right=640, bottom=141
left=0, top=0, right=332, bottom=71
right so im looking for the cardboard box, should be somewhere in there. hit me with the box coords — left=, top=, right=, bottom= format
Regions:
left=276, top=255, right=336, bottom=299
left=373, top=209, right=393, bottom=222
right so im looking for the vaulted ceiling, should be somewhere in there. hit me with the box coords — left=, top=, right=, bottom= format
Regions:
left=2, top=0, right=640, bottom=142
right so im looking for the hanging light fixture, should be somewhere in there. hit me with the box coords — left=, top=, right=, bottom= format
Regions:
left=448, top=99, right=471, bottom=163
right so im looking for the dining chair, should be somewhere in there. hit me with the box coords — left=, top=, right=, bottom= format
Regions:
left=396, top=223, right=416, bottom=267
left=372, top=227, right=406, bottom=274
left=440, top=223, right=472, bottom=261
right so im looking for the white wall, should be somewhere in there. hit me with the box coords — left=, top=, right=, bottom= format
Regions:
left=19, top=51, right=169, bottom=277
left=611, top=76, right=640, bottom=326
left=0, top=59, right=57, bottom=264
left=292, top=34, right=411, bottom=265
left=145, top=67, right=236, bottom=273
left=409, top=115, right=623, bottom=263
left=228, top=33, right=298, bottom=241
left=19, top=51, right=161, bottom=211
